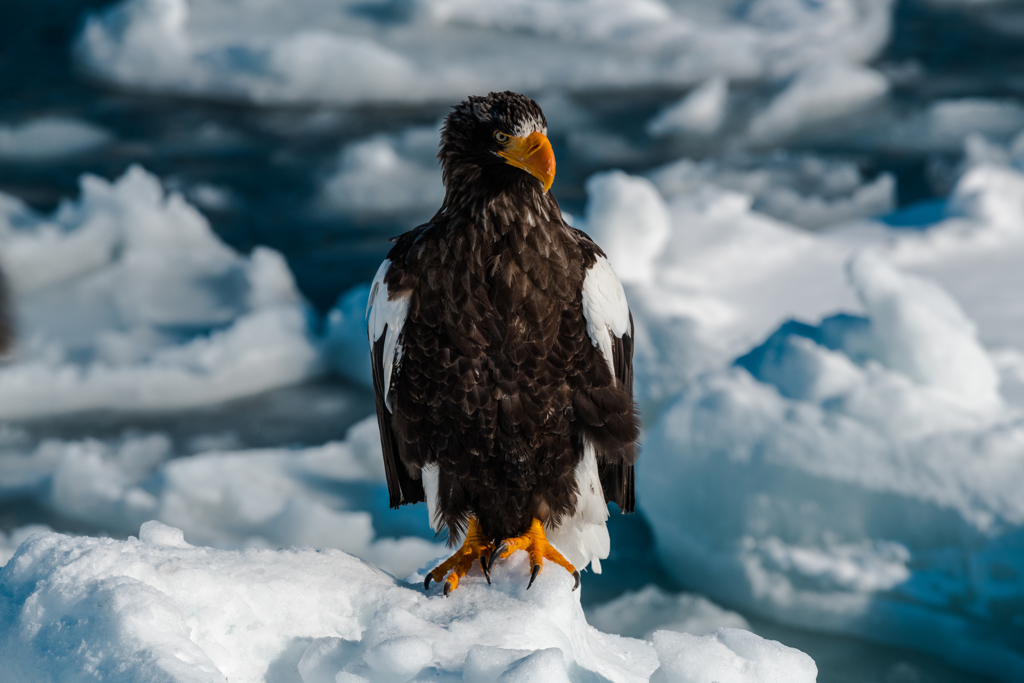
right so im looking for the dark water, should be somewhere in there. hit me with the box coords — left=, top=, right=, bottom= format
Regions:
left=0, top=1, right=1013, bottom=681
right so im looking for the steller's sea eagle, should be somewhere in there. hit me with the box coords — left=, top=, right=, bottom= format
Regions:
left=368, top=91, right=639, bottom=595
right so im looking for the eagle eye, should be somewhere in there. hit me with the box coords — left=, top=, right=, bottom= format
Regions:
left=493, top=130, right=509, bottom=144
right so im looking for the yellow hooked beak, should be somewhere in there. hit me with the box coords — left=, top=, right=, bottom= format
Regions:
left=497, top=131, right=556, bottom=193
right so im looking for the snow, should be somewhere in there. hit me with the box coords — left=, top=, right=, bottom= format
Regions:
left=0, top=527, right=817, bottom=683
left=0, top=165, right=322, bottom=418
left=75, top=0, right=893, bottom=105
left=0, top=117, right=112, bottom=160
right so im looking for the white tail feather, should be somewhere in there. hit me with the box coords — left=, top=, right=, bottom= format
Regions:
left=547, top=439, right=610, bottom=573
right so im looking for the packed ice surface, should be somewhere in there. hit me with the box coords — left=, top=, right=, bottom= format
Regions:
left=0, top=415, right=447, bottom=579
left=0, top=526, right=818, bottom=683
left=0, top=117, right=112, bottom=160
left=75, top=0, right=892, bottom=105
left=572, top=137, right=1024, bottom=680
left=0, top=165, right=321, bottom=419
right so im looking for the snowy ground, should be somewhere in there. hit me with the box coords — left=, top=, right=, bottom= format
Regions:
left=0, top=524, right=818, bottom=683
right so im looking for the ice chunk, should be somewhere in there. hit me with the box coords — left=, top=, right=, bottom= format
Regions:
left=583, top=171, right=671, bottom=284
left=928, top=99, right=1024, bottom=148
left=748, top=62, right=888, bottom=144
left=139, top=520, right=191, bottom=548
left=0, top=117, right=112, bottom=160
left=650, top=628, right=817, bottom=683
left=647, top=78, right=729, bottom=138
left=0, top=165, right=321, bottom=418
left=586, top=586, right=750, bottom=641
left=848, top=251, right=1001, bottom=411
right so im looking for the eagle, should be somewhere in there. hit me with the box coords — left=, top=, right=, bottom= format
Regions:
left=367, top=91, right=639, bottom=595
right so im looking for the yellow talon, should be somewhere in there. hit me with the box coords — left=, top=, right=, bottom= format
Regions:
left=491, top=517, right=580, bottom=590
left=424, top=517, right=493, bottom=596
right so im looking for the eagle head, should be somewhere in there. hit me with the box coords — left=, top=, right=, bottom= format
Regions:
left=439, top=91, right=556, bottom=198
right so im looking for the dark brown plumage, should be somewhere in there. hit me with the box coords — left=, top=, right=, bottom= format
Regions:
left=371, top=91, right=639, bottom=550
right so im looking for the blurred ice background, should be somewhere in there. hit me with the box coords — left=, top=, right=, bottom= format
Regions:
left=3, top=0, right=1024, bottom=681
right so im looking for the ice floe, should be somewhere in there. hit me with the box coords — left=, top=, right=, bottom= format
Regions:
left=0, top=165, right=322, bottom=419
left=0, top=525, right=817, bottom=683
left=600, top=138, right=1024, bottom=680
left=75, top=0, right=893, bottom=106
left=0, top=117, right=112, bottom=161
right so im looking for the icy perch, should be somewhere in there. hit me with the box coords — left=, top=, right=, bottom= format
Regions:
left=0, top=525, right=816, bottom=683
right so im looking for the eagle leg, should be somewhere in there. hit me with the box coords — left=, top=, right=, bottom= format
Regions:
left=424, top=517, right=493, bottom=596
left=488, top=518, right=581, bottom=591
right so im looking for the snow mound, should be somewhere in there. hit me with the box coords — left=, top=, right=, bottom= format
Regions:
left=0, top=117, right=112, bottom=160
left=0, top=165, right=321, bottom=418
left=0, top=528, right=816, bottom=683
left=75, top=0, right=892, bottom=105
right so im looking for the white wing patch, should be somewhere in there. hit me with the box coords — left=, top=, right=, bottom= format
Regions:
left=581, top=255, right=630, bottom=376
left=547, top=438, right=611, bottom=573
left=367, top=259, right=410, bottom=412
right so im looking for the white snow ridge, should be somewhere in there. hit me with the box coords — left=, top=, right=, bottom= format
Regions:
left=0, top=524, right=817, bottom=683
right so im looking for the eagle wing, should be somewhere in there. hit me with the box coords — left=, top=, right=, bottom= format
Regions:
left=367, top=258, right=425, bottom=508
left=581, top=255, right=636, bottom=513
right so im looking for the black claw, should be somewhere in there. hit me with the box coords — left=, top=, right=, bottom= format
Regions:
left=480, top=556, right=491, bottom=585
left=488, top=543, right=507, bottom=571
left=572, top=570, right=581, bottom=591
left=527, top=563, right=541, bottom=590
left=443, top=580, right=452, bottom=597
left=424, top=574, right=433, bottom=590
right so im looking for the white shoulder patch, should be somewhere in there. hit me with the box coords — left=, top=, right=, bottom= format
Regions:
left=367, top=259, right=410, bottom=412
left=581, top=255, right=630, bottom=376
